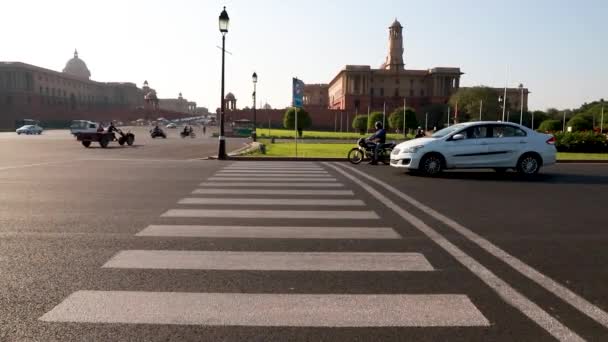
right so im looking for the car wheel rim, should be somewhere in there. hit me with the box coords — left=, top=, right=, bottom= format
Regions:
left=522, top=157, right=538, bottom=174
left=424, top=157, right=441, bottom=174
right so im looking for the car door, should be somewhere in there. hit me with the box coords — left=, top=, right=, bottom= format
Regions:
left=445, top=125, right=492, bottom=168
left=486, top=124, right=528, bottom=167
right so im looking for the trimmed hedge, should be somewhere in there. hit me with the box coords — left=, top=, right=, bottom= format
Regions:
left=554, top=132, right=608, bottom=153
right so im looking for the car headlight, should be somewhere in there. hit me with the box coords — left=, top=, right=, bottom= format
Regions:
left=404, top=145, right=425, bottom=153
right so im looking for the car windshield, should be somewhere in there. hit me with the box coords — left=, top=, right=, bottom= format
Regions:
left=431, top=124, right=468, bottom=138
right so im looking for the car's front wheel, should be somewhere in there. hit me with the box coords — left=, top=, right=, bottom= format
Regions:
left=419, top=153, right=444, bottom=176
left=516, top=154, right=541, bottom=175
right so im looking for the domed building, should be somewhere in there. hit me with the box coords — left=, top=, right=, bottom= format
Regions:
left=62, top=50, right=91, bottom=80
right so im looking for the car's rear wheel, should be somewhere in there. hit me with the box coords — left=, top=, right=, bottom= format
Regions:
left=419, top=153, right=444, bottom=176
left=347, top=148, right=365, bottom=164
left=517, top=154, right=541, bottom=175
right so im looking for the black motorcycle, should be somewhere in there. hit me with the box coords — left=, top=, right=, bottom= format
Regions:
left=180, top=130, right=196, bottom=139
left=150, top=128, right=166, bottom=139
left=347, top=138, right=395, bottom=165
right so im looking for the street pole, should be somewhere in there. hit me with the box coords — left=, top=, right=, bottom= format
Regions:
left=601, top=104, right=605, bottom=134
left=295, top=107, right=298, bottom=158
left=479, top=99, right=483, bottom=121
left=218, top=33, right=227, bottom=159
left=532, top=112, right=535, bottom=130
left=367, top=105, right=370, bottom=133
left=502, top=65, right=508, bottom=122
left=447, top=106, right=451, bottom=127
left=382, top=102, right=386, bottom=129
left=425, top=112, right=428, bottom=132
left=519, top=84, right=524, bottom=125
left=251, top=72, right=257, bottom=142
left=563, top=111, right=566, bottom=132
left=403, top=98, right=406, bottom=138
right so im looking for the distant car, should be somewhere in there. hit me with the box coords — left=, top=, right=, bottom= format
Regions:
left=16, top=125, right=43, bottom=135
left=70, top=120, right=99, bottom=135
left=390, top=121, right=557, bottom=176
left=166, top=123, right=177, bottom=129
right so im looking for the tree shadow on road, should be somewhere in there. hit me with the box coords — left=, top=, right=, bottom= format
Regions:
left=407, top=170, right=608, bottom=185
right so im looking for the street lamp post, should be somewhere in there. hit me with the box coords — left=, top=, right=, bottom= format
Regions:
left=252, top=72, right=258, bottom=142
left=218, top=6, right=230, bottom=160
left=498, top=96, right=503, bottom=121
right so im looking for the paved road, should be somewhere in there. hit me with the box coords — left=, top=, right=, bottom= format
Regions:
left=1, top=135, right=608, bottom=341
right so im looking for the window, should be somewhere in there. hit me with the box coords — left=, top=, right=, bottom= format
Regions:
left=380, top=88, right=384, bottom=96
left=461, top=125, right=490, bottom=139
left=420, top=89, right=425, bottom=96
left=370, top=88, right=375, bottom=96
left=491, top=125, right=526, bottom=138
left=395, top=78, right=400, bottom=84
left=409, top=89, right=414, bottom=96
left=410, top=79, right=414, bottom=86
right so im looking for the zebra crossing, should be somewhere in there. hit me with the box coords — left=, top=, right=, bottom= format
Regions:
left=40, top=161, right=490, bottom=330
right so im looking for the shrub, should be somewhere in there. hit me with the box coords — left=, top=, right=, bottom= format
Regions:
left=368, top=112, right=385, bottom=130
left=567, top=115, right=593, bottom=132
left=554, top=132, right=608, bottom=152
left=388, top=107, right=417, bottom=133
left=538, top=119, right=562, bottom=132
left=352, top=115, right=368, bottom=134
left=283, top=108, right=312, bottom=137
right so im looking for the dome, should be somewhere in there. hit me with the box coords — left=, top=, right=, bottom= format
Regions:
left=63, top=49, right=91, bottom=80
left=390, top=18, right=402, bottom=28
left=225, top=92, right=236, bottom=100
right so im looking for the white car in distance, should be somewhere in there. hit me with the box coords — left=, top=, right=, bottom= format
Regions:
left=16, top=125, right=44, bottom=135
left=390, top=122, right=557, bottom=175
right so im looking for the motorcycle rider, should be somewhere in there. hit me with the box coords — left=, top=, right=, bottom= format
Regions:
left=367, top=121, right=387, bottom=165
left=182, top=125, right=190, bottom=137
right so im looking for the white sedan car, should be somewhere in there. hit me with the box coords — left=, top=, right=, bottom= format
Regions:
left=16, top=125, right=44, bottom=135
left=166, top=123, right=177, bottom=129
left=390, top=122, right=556, bottom=175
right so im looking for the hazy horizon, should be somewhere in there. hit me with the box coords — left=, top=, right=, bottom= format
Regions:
left=2, top=0, right=606, bottom=111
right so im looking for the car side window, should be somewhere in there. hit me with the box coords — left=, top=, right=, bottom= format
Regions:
left=462, top=125, right=489, bottom=139
left=89, top=124, right=96, bottom=128
left=491, top=125, right=527, bottom=138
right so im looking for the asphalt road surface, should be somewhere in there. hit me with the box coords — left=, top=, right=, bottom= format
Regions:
left=1, top=132, right=608, bottom=341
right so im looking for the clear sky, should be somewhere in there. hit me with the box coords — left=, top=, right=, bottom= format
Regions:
left=2, top=0, right=606, bottom=111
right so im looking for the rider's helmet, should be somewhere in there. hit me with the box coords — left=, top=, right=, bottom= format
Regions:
left=375, top=121, right=383, bottom=130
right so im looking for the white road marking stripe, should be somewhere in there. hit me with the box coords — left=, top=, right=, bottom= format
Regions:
left=136, top=225, right=401, bottom=239
left=218, top=170, right=328, bottom=174
left=40, top=291, right=489, bottom=327
left=230, top=162, right=318, bottom=166
left=211, top=174, right=333, bottom=178
left=192, top=189, right=353, bottom=196
left=327, top=162, right=584, bottom=342
left=162, top=209, right=378, bottom=219
left=208, top=177, right=338, bottom=182
left=179, top=198, right=363, bottom=206
left=199, top=182, right=344, bottom=188
left=103, top=251, right=431, bottom=271
left=223, top=167, right=324, bottom=170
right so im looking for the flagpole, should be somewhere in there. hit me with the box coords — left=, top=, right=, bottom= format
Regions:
left=295, top=106, right=298, bottom=158
left=479, top=99, right=483, bottom=121
left=600, top=104, right=604, bottom=134
left=367, top=105, right=370, bottom=133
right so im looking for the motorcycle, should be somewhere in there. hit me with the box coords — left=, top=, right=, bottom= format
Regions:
left=150, top=128, right=167, bottom=139
left=347, top=138, right=395, bottom=165
left=180, top=130, right=196, bottom=139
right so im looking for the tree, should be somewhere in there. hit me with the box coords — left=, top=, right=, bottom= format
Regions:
left=538, top=119, right=562, bottom=132
left=419, top=103, right=447, bottom=130
left=388, top=107, right=417, bottom=134
left=352, top=115, right=368, bottom=134
left=283, top=108, right=312, bottom=137
left=448, top=86, right=501, bottom=122
left=567, top=114, right=593, bottom=132
left=368, top=112, right=385, bottom=130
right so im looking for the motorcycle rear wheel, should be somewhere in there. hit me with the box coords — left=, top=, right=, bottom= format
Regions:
left=347, top=148, right=365, bottom=164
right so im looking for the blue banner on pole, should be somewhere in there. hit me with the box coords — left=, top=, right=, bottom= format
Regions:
left=292, top=78, right=305, bottom=108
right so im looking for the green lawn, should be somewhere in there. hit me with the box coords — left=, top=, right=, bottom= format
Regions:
left=252, top=142, right=608, bottom=160
left=256, top=128, right=409, bottom=141
left=557, top=152, right=608, bottom=160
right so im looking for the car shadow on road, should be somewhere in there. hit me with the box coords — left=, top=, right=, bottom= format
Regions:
left=85, top=145, right=143, bottom=149
left=406, top=170, right=608, bottom=185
